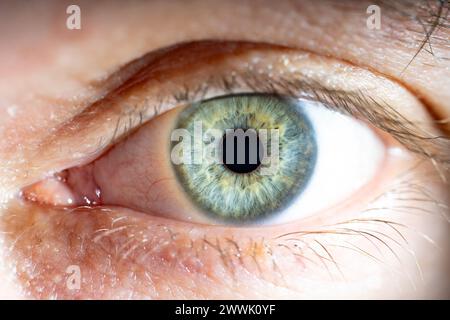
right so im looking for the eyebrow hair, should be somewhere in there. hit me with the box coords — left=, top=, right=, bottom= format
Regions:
left=378, top=0, right=449, bottom=72
left=327, top=0, right=449, bottom=69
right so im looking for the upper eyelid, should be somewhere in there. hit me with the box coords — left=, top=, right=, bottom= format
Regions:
left=16, top=40, right=449, bottom=191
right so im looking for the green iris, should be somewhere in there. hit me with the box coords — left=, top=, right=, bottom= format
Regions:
left=171, top=94, right=316, bottom=223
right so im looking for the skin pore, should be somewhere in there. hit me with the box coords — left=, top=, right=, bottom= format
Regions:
left=0, top=0, right=449, bottom=299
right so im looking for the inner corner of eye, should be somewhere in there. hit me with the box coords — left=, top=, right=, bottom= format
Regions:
left=22, top=166, right=102, bottom=208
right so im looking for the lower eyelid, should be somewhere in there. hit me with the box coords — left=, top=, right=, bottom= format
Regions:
left=2, top=201, right=314, bottom=298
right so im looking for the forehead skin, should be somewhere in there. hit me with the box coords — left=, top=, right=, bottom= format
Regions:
left=0, top=0, right=448, bottom=115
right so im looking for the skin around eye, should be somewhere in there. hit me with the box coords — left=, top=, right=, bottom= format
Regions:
left=3, top=39, right=449, bottom=299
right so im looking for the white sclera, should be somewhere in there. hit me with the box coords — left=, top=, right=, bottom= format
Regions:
left=262, top=100, right=386, bottom=225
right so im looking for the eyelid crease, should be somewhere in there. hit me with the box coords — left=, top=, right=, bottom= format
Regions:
left=14, top=41, right=449, bottom=195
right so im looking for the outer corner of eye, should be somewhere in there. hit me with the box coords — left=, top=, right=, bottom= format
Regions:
left=23, top=93, right=403, bottom=228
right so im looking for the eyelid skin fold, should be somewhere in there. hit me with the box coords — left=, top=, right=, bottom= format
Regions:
left=3, top=40, right=447, bottom=201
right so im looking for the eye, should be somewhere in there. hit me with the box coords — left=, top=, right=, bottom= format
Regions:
left=24, top=92, right=389, bottom=227
left=21, top=41, right=429, bottom=231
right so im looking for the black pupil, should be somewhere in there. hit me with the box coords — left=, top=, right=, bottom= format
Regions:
left=222, top=129, right=263, bottom=174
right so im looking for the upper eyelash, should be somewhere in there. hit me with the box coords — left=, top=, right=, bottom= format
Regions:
left=114, top=70, right=449, bottom=173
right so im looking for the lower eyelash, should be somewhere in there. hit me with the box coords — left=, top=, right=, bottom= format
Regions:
left=274, top=159, right=448, bottom=282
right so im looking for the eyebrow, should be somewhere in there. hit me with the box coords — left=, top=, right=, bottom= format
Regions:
left=377, top=0, right=449, bottom=71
